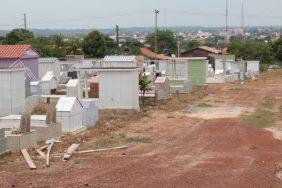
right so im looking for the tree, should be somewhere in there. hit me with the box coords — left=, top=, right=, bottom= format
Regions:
left=272, top=37, right=282, bottom=64
left=121, top=38, right=142, bottom=55
left=65, top=38, right=83, bottom=55
left=145, top=29, right=177, bottom=55
left=51, top=34, right=65, bottom=48
left=181, top=40, right=200, bottom=51
left=139, top=75, right=151, bottom=106
left=82, top=30, right=107, bottom=58
left=228, top=40, right=275, bottom=64
left=104, top=36, right=120, bottom=55
left=3, top=29, right=34, bottom=44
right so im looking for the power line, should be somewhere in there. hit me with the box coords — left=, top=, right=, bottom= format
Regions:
left=28, top=10, right=152, bottom=25
left=164, top=10, right=282, bottom=20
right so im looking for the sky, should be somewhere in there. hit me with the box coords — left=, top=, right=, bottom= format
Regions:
left=0, top=0, right=281, bottom=30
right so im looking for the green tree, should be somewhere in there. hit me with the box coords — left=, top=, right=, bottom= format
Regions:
left=272, top=37, right=282, bottom=64
left=181, top=40, right=200, bottom=51
left=82, top=30, right=107, bottom=58
left=51, top=34, right=65, bottom=48
left=3, top=29, right=34, bottom=44
left=228, top=40, right=275, bottom=64
left=139, top=75, right=151, bottom=106
left=65, top=38, right=83, bottom=55
left=145, top=30, right=177, bottom=55
left=121, top=38, right=142, bottom=55
left=105, top=36, right=120, bottom=55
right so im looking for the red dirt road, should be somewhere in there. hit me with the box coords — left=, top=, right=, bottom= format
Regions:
left=0, top=71, right=282, bottom=188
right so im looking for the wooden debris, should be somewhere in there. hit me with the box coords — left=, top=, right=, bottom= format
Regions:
left=36, top=149, right=46, bottom=159
left=75, top=145, right=130, bottom=154
left=45, top=138, right=62, bottom=145
left=21, top=149, right=36, bottom=170
left=39, top=145, right=49, bottom=151
left=62, top=144, right=80, bottom=161
left=46, top=142, right=54, bottom=166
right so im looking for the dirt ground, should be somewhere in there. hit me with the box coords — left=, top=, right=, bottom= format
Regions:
left=0, top=70, right=282, bottom=188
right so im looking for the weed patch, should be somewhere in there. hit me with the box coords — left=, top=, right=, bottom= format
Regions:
left=126, top=136, right=152, bottom=144
left=198, top=103, right=213, bottom=108
left=262, top=97, right=272, bottom=107
left=245, top=109, right=274, bottom=128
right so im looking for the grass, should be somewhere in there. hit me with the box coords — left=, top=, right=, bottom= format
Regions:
left=198, top=103, right=213, bottom=108
left=125, top=136, right=152, bottom=144
left=117, top=131, right=152, bottom=144
left=245, top=109, right=274, bottom=128
left=262, top=97, right=272, bottom=107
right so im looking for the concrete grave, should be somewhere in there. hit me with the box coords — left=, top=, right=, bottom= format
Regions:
left=81, top=99, right=99, bottom=127
left=6, top=130, right=37, bottom=153
left=0, top=115, right=62, bottom=141
left=155, top=77, right=170, bottom=100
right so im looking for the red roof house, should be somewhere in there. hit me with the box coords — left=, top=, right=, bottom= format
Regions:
left=0, top=45, right=40, bottom=80
left=140, top=48, right=171, bottom=60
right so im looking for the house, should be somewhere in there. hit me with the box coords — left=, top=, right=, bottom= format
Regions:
left=38, top=57, right=60, bottom=80
left=56, top=97, right=84, bottom=133
left=0, top=68, right=26, bottom=117
left=0, top=45, right=39, bottom=81
left=181, top=46, right=222, bottom=69
left=181, top=46, right=221, bottom=57
left=140, top=48, right=171, bottom=60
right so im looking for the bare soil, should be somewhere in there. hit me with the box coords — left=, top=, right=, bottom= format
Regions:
left=0, top=70, right=282, bottom=188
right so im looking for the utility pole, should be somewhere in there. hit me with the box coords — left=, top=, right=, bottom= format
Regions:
left=154, top=10, right=159, bottom=61
left=241, top=1, right=245, bottom=29
left=177, top=41, right=180, bottom=58
left=23, top=13, right=27, bottom=29
left=116, top=25, right=119, bottom=46
left=223, top=0, right=228, bottom=76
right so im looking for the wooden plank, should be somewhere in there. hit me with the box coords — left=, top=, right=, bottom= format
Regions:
left=21, top=149, right=37, bottom=170
left=36, top=149, right=46, bottom=159
left=46, top=142, right=54, bottom=167
left=75, top=145, right=130, bottom=154
left=62, top=144, right=80, bottom=161
left=39, top=145, right=49, bottom=151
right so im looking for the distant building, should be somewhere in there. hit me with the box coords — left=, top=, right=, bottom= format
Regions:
left=140, top=48, right=171, bottom=60
left=181, top=46, right=222, bottom=69
left=0, top=45, right=39, bottom=81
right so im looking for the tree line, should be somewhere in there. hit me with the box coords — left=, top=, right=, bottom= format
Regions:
left=0, top=28, right=281, bottom=67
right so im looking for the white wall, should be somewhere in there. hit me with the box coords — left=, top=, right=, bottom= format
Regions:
left=247, top=61, right=260, bottom=75
left=41, top=78, right=57, bottom=95
left=0, top=69, right=25, bottom=117
left=56, top=99, right=83, bottom=133
left=38, top=62, right=60, bottom=80
left=99, top=70, right=139, bottom=110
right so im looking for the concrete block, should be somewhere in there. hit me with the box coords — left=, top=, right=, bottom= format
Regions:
left=6, top=130, right=37, bottom=153
left=0, top=138, right=7, bottom=155
left=32, top=123, right=62, bottom=141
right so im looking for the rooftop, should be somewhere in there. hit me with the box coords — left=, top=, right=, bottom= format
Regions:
left=0, top=45, right=36, bottom=59
left=140, top=48, right=171, bottom=60
left=103, top=56, right=136, bottom=62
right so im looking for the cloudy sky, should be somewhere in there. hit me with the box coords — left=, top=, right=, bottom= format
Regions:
left=0, top=0, right=281, bottom=29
